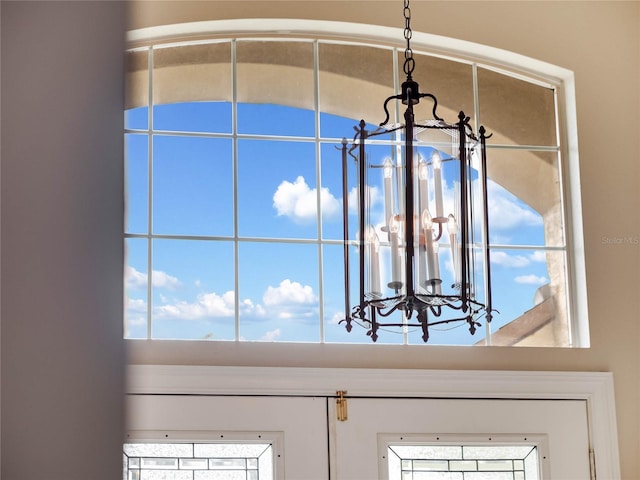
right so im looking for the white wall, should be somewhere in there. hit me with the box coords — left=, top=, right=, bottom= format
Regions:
left=1, top=2, right=125, bottom=478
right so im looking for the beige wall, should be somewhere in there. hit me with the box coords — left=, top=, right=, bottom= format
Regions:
left=1, top=1, right=126, bottom=478
left=128, top=2, right=640, bottom=477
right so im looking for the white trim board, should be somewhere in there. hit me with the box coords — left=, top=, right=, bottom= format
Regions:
left=127, top=366, right=620, bottom=479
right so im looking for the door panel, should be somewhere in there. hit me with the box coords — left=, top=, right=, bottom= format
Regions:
left=126, top=395, right=329, bottom=480
left=330, top=398, right=590, bottom=479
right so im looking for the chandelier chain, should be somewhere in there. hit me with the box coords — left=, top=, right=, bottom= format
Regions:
left=403, top=0, right=415, bottom=79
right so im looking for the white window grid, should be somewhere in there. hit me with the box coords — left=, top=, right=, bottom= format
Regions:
left=124, top=36, right=575, bottom=345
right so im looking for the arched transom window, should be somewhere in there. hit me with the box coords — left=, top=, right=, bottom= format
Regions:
left=124, top=21, right=587, bottom=347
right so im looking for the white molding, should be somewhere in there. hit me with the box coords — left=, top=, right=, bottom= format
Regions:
left=127, top=19, right=573, bottom=85
left=127, top=365, right=619, bottom=479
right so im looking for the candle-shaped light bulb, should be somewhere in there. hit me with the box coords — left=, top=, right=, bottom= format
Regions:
left=447, top=214, right=461, bottom=286
left=433, top=241, right=442, bottom=294
left=388, top=216, right=402, bottom=290
left=422, top=209, right=438, bottom=288
left=447, top=214, right=458, bottom=235
left=432, top=150, right=444, bottom=218
left=418, top=157, right=429, bottom=180
left=422, top=209, right=433, bottom=230
left=418, top=157, right=430, bottom=222
left=383, top=158, right=394, bottom=232
left=367, top=225, right=382, bottom=296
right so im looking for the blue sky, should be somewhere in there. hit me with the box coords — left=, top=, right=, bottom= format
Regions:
left=124, top=102, right=556, bottom=345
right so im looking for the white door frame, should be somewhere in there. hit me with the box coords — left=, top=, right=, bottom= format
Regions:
left=127, top=366, right=620, bottom=479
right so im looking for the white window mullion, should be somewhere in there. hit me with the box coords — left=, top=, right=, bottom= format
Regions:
left=232, top=39, right=241, bottom=341
left=146, top=46, right=154, bottom=340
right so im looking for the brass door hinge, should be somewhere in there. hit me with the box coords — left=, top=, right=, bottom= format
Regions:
left=336, top=391, right=348, bottom=421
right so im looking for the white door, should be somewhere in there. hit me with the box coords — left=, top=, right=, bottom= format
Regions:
left=126, top=394, right=329, bottom=479
left=126, top=395, right=590, bottom=479
left=330, top=397, right=591, bottom=479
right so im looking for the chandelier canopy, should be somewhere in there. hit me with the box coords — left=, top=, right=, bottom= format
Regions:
left=340, top=0, right=494, bottom=343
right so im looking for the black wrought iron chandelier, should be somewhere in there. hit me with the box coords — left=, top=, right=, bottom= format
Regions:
left=340, top=0, right=494, bottom=343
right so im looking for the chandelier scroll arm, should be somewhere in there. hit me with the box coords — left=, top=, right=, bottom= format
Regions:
left=417, top=92, right=444, bottom=122
left=380, top=93, right=404, bottom=127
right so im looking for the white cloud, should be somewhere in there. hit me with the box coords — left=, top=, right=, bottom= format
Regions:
left=146, top=280, right=317, bottom=324
left=152, top=289, right=267, bottom=322
left=491, top=251, right=531, bottom=268
left=514, top=274, right=548, bottom=285
left=262, top=279, right=318, bottom=321
left=487, top=181, right=543, bottom=231
left=125, top=297, right=147, bottom=326
left=261, top=329, right=281, bottom=341
left=329, top=311, right=346, bottom=325
left=155, top=290, right=236, bottom=320
left=153, top=270, right=181, bottom=289
left=263, top=279, right=317, bottom=306
left=125, top=266, right=181, bottom=290
left=125, top=266, right=147, bottom=289
left=347, top=185, right=382, bottom=215
left=273, top=176, right=340, bottom=223
left=530, top=251, right=547, bottom=263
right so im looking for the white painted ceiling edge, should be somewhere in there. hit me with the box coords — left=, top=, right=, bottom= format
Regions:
left=127, top=366, right=619, bottom=479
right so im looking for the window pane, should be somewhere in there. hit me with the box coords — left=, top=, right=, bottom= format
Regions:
left=238, top=103, right=315, bottom=138
left=152, top=136, right=233, bottom=237
left=125, top=133, right=148, bottom=234
left=126, top=49, right=149, bottom=130
left=320, top=140, right=357, bottom=241
left=153, top=42, right=232, bottom=133
left=387, top=444, right=539, bottom=480
left=237, top=41, right=315, bottom=136
left=319, top=43, right=395, bottom=136
left=238, top=139, right=317, bottom=239
left=322, top=244, right=393, bottom=344
left=151, top=239, right=235, bottom=340
left=478, top=68, right=557, bottom=146
left=238, top=242, right=319, bottom=342
left=154, top=101, right=232, bottom=134
left=486, top=248, right=569, bottom=347
left=404, top=52, right=475, bottom=123
left=124, top=443, right=272, bottom=480
left=125, top=238, right=148, bottom=339
left=487, top=149, right=563, bottom=247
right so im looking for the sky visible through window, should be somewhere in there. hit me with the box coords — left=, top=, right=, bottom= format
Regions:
left=125, top=102, right=552, bottom=345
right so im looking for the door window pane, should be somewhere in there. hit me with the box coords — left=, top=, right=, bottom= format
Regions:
left=124, top=442, right=273, bottom=480
left=387, top=444, right=539, bottom=480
